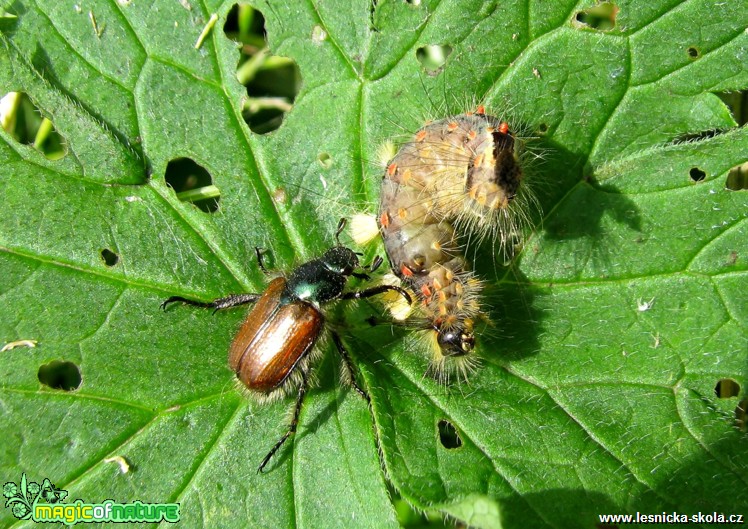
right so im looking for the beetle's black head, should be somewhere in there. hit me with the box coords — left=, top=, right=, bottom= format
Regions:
left=321, top=246, right=360, bottom=276
left=437, top=327, right=475, bottom=356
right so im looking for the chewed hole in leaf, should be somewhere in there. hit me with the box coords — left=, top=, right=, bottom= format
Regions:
left=100, top=248, right=119, bottom=267
left=38, top=360, right=82, bottom=391
left=416, top=44, right=452, bottom=75
left=165, top=158, right=220, bottom=213
left=318, top=152, right=333, bottom=169
left=736, top=399, right=748, bottom=431
left=224, top=3, right=300, bottom=134
left=689, top=167, right=706, bottom=182
left=717, top=91, right=747, bottom=126
left=715, top=378, right=741, bottom=399
left=672, top=128, right=725, bottom=144
left=437, top=419, right=462, bottom=449
left=726, top=162, right=748, bottom=191
left=0, top=92, right=66, bottom=160
left=687, top=46, right=700, bottom=59
left=574, top=2, right=618, bottom=31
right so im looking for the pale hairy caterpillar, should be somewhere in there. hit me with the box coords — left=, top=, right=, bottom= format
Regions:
left=355, top=106, right=535, bottom=381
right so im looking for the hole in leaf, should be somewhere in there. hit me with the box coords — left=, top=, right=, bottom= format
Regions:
left=369, top=0, right=378, bottom=31
left=416, top=44, right=452, bottom=75
left=687, top=46, right=700, bottom=59
left=0, top=92, right=66, bottom=159
left=100, top=248, right=119, bottom=267
left=736, top=399, right=748, bottom=431
left=165, top=158, right=220, bottom=213
left=672, top=128, right=725, bottom=144
left=38, top=360, right=81, bottom=391
left=574, top=2, right=618, bottom=31
left=715, top=378, right=741, bottom=399
left=437, top=419, right=462, bottom=449
left=726, top=162, right=748, bottom=191
left=224, top=4, right=300, bottom=134
left=717, top=91, right=747, bottom=126
left=318, top=152, right=333, bottom=169
left=689, top=167, right=706, bottom=182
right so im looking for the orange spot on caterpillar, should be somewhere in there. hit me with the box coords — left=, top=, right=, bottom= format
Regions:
left=415, top=130, right=427, bottom=142
left=387, top=162, right=398, bottom=176
left=498, top=122, right=509, bottom=134
left=400, top=264, right=414, bottom=277
left=473, top=152, right=484, bottom=168
left=476, top=105, right=485, bottom=115
left=466, top=130, right=477, bottom=141
left=447, top=122, right=458, bottom=132
left=397, top=208, right=408, bottom=220
left=421, top=284, right=432, bottom=297
left=401, top=168, right=412, bottom=184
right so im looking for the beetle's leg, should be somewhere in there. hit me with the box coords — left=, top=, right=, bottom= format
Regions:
left=352, top=256, right=383, bottom=280
left=161, top=293, right=261, bottom=312
left=257, top=369, right=309, bottom=473
left=334, top=218, right=347, bottom=245
left=331, top=331, right=369, bottom=401
left=365, top=255, right=384, bottom=273
left=254, top=247, right=271, bottom=274
left=340, top=285, right=412, bottom=305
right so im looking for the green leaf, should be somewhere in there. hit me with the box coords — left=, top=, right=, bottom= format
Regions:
left=1, top=1, right=746, bottom=528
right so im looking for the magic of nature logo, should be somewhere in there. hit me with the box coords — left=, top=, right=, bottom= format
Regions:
left=3, top=473, right=180, bottom=524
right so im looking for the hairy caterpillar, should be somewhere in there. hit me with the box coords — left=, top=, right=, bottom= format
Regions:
left=356, top=106, right=533, bottom=381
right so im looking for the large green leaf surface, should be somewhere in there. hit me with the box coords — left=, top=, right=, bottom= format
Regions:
left=1, top=0, right=747, bottom=527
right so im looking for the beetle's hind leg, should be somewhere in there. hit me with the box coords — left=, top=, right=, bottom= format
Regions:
left=257, top=369, right=309, bottom=473
left=161, top=293, right=261, bottom=312
left=331, top=331, right=369, bottom=402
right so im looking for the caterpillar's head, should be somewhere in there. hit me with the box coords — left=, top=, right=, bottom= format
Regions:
left=436, top=326, right=475, bottom=356
left=427, top=325, right=480, bottom=384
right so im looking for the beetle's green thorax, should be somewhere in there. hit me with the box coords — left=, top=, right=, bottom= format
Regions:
left=282, top=247, right=358, bottom=305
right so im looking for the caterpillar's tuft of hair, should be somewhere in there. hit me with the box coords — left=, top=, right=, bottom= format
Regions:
left=350, top=213, right=380, bottom=246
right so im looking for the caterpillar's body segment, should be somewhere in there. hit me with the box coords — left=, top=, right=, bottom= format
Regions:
left=382, top=109, right=524, bottom=241
left=376, top=108, right=526, bottom=379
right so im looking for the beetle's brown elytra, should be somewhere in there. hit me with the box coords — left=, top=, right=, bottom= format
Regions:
left=162, top=219, right=412, bottom=472
left=228, top=277, right=323, bottom=394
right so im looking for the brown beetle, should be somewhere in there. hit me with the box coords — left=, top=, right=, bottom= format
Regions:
left=162, top=219, right=411, bottom=472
